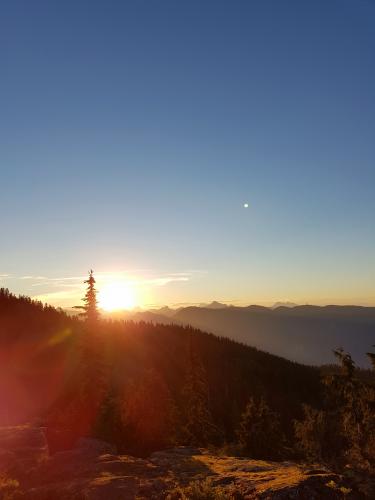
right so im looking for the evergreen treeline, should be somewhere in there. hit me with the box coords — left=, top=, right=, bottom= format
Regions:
left=1, top=282, right=374, bottom=482
left=0, top=285, right=319, bottom=452
left=45, top=314, right=321, bottom=456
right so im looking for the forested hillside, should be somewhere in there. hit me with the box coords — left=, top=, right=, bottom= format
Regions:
left=0, top=289, right=82, bottom=424
left=0, top=288, right=319, bottom=444
left=1, top=288, right=374, bottom=495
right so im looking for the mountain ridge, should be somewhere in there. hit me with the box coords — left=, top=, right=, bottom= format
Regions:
left=121, top=304, right=375, bottom=368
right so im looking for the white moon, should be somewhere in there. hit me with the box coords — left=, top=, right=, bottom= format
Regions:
left=243, top=203, right=249, bottom=208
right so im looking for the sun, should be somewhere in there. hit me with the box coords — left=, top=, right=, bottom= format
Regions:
left=98, top=282, right=137, bottom=311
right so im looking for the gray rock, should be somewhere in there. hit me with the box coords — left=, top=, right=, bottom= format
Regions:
left=0, top=425, right=48, bottom=476
left=76, top=437, right=117, bottom=455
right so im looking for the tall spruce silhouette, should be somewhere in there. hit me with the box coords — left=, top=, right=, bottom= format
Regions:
left=77, top=270, right=107, bottom=436
left=75, top=270, right=99, bottom=323
left=45, top=271, right=104, bottom=447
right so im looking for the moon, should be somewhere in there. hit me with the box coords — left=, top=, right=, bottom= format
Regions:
left=243, top=203, right=249, bottom=208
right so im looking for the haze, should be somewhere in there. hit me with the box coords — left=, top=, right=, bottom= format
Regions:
left=1, top=0, right=374, bottom=309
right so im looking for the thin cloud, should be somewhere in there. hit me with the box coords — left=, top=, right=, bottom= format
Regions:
left=26, top=270, right=195, bottom=307
left=30, top=282, right=84, bottom=289
left=19, top=275, right=48, bottom=280
left=32, top=290, right=82, bottom=306
left=136, top=276, right=190, bottom=287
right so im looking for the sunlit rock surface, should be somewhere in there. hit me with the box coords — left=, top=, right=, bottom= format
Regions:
left=0, top=425, right=48, bottom=475
left=0, top=426, right=364, bottom=499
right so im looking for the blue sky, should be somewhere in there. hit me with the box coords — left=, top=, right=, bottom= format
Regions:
left=1, top=0, right=374, bottom=307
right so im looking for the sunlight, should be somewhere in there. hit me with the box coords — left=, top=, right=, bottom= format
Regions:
left=98, top=282, right=137, bottom=311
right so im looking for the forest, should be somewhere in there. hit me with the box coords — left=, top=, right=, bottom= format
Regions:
left=0, top=279, right=374, bottom=496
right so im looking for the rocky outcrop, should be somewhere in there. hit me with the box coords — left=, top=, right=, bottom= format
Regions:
left=0, top=425, right=48, bottom=477
left=0, top=427, right=364, bottom=499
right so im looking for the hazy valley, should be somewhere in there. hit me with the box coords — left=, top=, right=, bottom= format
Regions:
left=112, top=303, right=375, bottom=368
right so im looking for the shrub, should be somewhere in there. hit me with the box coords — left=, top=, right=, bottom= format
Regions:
left=166, top=478, right=243, bottom=500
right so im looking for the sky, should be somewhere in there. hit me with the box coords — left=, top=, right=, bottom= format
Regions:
left=1, top=0, right=375, bottom=309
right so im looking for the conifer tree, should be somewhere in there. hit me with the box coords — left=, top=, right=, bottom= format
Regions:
left=93, top=383, right=124, bottom=446
left=76, top=269, right=99, bottom=323
left=120, top=370, right=176, bottom=454
left=333, top=347, right=355, bottom=380
left=180, top=330, right=222, bottom=446
left=331, top=349, right=375, bottom=469
left=74, top=270, right=107, bottom=437
left=237, top=397, right=282, bottom=459
left=295, top=348, right=375, bottom=470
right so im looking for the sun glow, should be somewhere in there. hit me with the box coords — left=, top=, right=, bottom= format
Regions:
left=98, top=282, right=137, bottom=311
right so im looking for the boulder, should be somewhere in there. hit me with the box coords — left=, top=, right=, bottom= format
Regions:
left=76, top=437, right=117, bottom=455
left=0, top=425, right=48, bottom=475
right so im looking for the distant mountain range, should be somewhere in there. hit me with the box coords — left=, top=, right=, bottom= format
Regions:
left=271, top=301, right=299, bottom=309
left=199, top=301, right=229, bottom=309
left=117, top=304, right=375, bottom=368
